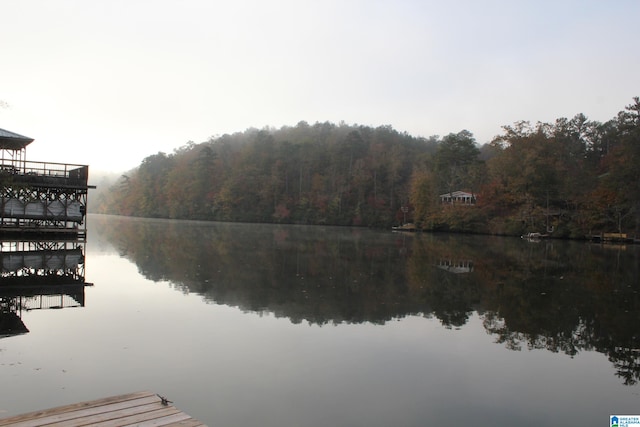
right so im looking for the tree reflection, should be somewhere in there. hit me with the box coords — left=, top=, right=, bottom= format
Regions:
left=92, top=215, right=640, bottom=385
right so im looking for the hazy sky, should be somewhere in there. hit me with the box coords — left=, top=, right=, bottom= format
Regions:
left=1, top=1, right=639, bottom=173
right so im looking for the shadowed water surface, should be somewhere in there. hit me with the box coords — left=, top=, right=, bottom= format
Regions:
left=0, top=214, right=638, bottom=426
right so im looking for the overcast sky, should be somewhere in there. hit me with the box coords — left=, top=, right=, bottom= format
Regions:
left=1, top=0, right=639, bottom=174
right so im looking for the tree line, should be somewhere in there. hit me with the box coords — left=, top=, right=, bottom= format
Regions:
left=95, top=97, right=640, bottom=237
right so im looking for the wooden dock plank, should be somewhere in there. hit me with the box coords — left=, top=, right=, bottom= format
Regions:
left=160, top=421, right=206, bottom=427
left=0, top=391, right=151, bottom=426
left=0, top=392, right=206, bottom=427
left=122, top=411, right=193, bottom=427
left=86, top=407, right=184, bottom=427
left=44, top=404, right=179, bottom=427
left=20, top=396, right=160, bottom=427
left=0, top=392, right=157, bottom=427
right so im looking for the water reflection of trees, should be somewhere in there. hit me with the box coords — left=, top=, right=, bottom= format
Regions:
left=93, top=216, right=640, bottom=385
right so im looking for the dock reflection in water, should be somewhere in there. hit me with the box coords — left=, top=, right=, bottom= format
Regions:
left=0, top=240, right=90, bottom=338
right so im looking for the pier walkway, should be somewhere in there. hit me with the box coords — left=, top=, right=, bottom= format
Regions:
left=0, top=391, right=206, bottom=427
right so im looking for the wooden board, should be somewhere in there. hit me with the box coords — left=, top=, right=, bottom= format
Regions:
left=0, top=391, right=206, bottom=427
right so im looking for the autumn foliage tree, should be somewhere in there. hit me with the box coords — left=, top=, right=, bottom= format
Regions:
left=98, top=122, right=433, bottom=227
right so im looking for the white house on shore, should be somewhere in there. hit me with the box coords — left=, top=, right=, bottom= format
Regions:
left=439, top=191, right=476, bottom=205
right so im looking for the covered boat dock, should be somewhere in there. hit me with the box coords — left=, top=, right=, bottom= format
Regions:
left=0, top=128, right=94, bottom=238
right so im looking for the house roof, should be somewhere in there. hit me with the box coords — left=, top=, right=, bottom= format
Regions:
left=0, top=128, right=34, bottom=150
left=439, top=191, right=474, bottom=198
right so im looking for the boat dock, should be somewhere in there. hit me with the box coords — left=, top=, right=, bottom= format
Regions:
left=1, top=128, right=94, bottom=238
left=588, top=232, right=638, bottom=244
left=0, top=391, right=206, bottom=427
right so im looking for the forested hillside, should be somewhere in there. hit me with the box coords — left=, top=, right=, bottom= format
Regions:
left=95, top=98, right=640, bottom=238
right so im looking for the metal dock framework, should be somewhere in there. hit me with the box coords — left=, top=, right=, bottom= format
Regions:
left=0, top=128, right=94, bottom=238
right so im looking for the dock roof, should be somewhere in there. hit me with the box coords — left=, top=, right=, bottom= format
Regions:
left=0, top=128, right=34, bottom=150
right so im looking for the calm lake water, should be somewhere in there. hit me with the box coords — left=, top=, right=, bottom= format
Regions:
left=1, top=214, right=639, bottom=426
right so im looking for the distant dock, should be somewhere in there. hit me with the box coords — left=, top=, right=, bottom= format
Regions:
left=0, top=391, right=206, bottom=427
left=588, top=232, right=638, bottom=244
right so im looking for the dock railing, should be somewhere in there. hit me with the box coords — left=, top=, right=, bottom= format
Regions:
left=1, top=160, right=89, bottom=189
